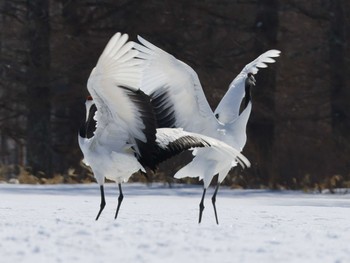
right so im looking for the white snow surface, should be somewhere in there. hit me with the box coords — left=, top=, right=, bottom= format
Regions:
left=1, top=183, right=349, bottom=263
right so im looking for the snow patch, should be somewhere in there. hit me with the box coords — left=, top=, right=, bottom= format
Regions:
left=0, top=183, right=349, bottom=263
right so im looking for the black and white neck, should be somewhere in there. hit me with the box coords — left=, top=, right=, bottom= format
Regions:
left=243, top=72, right=256, bottom=109
left=79, top=96, right=97, bottom=139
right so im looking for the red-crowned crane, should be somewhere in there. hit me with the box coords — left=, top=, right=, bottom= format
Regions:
left=134, top=36, right=280, bottom=224
left=78, top=33, right=250, bottom=221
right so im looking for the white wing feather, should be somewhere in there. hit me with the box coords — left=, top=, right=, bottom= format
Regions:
left=87, top=33, right=147, bottom=146
left=155, top=128, right=250, bottom=188
left=155, top=128, right=250, bottom=167
left=135, top=36, right=218, bottom=135
left=214, top=50, right=281, bottom=124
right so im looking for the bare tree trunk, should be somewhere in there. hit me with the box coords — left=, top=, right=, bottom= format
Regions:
left=274, top=1, right=333, bottom=188
left=329, top=0, right=350, bottom=176
left=26, top=0, right=52, bottom=176
left=250, top=0, right=279, bottom=187
left=329, top=0, right=345, bottom=131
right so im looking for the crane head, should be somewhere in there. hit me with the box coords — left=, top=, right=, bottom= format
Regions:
left=246, top=72, right=256, bottom=87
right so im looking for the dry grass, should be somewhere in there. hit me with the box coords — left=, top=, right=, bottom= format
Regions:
left=1, top=164, right=349, bottom=194
left=0, top=165, right=95, bottom=185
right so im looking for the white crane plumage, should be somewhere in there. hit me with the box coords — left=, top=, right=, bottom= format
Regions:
left=78, top=32, right=251, bottom=220
left=134, top=36, right=280, bottom=223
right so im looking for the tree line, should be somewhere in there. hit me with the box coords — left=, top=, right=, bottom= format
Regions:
left=0, top=0, right=349, bottom=190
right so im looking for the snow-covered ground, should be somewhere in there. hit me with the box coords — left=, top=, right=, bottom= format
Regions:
left=0, top=183, right=349, bottom=263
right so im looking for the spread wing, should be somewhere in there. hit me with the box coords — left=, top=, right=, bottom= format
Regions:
left=134, top=35, right=219, bottom=136
left=87, top=32, right=157, bottom=160
left=214, top=50, right=281, bottom=124
left=152, top=128, right=250, bottom=169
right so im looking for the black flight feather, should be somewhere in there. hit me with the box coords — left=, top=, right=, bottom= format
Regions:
left=125, top=89, right=158, bottom=170
left=149, top=87, right=177, bottom=128
left=150, top=135, right=211, bottom=169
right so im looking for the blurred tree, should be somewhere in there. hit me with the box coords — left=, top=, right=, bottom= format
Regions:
left=249, top=0, right=279, bottom=188
left=0, top=0, right=349, bottom=188
left=273, top=0, right=335, bottom=188
left=26, top=0, right=52, bottom=176
left=329, top=0, right=350, bottom=174
left=0, top=0, right=27, bottom=178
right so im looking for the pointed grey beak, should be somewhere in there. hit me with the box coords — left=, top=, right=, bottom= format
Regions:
left=249, top=74, right=256, bottom=86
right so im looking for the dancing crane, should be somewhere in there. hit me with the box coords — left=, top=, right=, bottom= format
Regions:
left=134, top=36, right=280, bottom=224
left=78, top=33, right=250, bottom=220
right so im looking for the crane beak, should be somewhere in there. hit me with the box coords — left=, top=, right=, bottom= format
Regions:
left=250, top=75, right=256, bottom=86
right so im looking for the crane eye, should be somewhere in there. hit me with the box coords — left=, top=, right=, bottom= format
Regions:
left=87, top=95, right=93, bottom=101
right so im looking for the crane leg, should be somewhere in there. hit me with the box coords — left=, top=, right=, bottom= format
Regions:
left=211, top=184, right=220, bottom=225
left=95, top=185, right=106, bottom=221
left=114, top=183, right=124, bottom=219
left=198, top=188, right=207, bottom=224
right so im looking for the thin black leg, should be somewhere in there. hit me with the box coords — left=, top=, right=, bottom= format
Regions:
left=198, top=188, right=207, bottom=224
left=114, top=183, right=124, bottom=219
left=212, top=184, right=220, bottom=225
left=95, top=185, right=106, bottom=221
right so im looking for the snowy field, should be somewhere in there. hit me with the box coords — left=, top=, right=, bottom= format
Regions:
left=0, top=183, right=349, bottom=263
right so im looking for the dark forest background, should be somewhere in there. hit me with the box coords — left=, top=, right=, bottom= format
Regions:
left=0, top=0, right=349, bottom=190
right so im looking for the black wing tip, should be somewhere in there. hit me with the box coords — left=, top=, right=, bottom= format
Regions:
left=150, top=87, right=177, bottom=128
left=125, top=89, right=158, bottom=170
left=151, top=135, right=211, bottom=166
